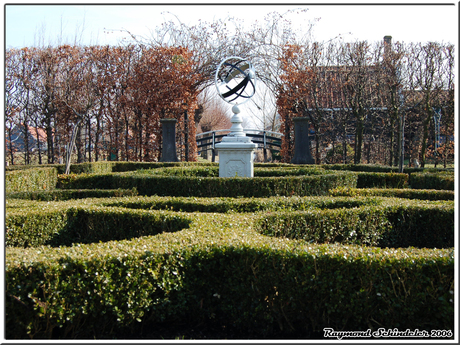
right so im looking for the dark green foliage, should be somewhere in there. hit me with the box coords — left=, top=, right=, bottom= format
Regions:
left=329, top=187, right=454, bottom=200
left=6, top=188, right=138, bottom=201
left=101, top=195, right=383, bottom=213
left=5, top=239, right=454, bottom=339
left=255, top=200, right=454, bottom=248
left=322, top=163, right=397, bottom=172
left=6, top=206, right=191, bottom=247
left=5, top=167, right=58, bottom=193
left=356, top=172, right=409, bottom=188
left=57, top=171, right=358, bottom=197
left=410, top=171, right=455, bottom=190
left=4, top=162, right=455, bottom=339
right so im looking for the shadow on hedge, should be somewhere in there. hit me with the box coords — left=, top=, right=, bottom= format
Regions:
left=45, top=208, right=193, bottom=247
left=5, top=245, right=453, bottom=339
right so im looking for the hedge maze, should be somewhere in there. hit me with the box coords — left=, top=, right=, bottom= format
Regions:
left=5, top=162, right=455, bottom=339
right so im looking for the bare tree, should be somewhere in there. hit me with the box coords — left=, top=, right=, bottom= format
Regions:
left=406, top=42, right=447, bottom=167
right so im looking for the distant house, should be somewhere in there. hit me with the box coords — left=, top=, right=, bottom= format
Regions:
left=6, top=123, right=47, bottom=153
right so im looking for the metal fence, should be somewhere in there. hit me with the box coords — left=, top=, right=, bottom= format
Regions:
left=196, top=129, right=283, bottom=162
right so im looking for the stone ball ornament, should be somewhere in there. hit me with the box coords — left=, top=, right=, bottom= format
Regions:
left=215, top=57, right=256, bottom=105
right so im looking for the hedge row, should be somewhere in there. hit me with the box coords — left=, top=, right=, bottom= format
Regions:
left=6, top=163, right=453, bottom=195
left=57, top=172, right=358, bottom=197
left=329, top=187, right=455, bottom=200
left=4, top=195, right=384, bottom=248
left=6, top=195, right=452, bottom=250
left=5, top=205, right=191, bottom=248
left=100, top=195, right=384, bottom=214
left=255, top=200, right=454, bottom=249
left=321, top=163, right=453, bottom=174
left=410, top=171, right=455, bottom=190
left=5, top=161, right=217, bottom=174
left=140, top=166, right=329, bottom=178
left=5, top=215, right=454, bottom=339
left=129, top=166, right=410, bottom=189
left=6, top=188, right=138, bottom=201
left=356, top=172, right=408, bottom=189
left=5, top=167, right=58, bottom=193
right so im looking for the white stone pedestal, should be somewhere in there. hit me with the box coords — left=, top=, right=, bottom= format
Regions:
left=215, top=105, right=257, bottom=178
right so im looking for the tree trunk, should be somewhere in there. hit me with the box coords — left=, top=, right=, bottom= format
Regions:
left=45, top=113, right=54, bottom=164
left=87, top=118, right=91, bottom=162
left=8, top=128, right=14, bottom=165
left=65, top=118, right=82, bottom=174
left=35, top=126, right=42, bottom=165
left=354, top=117, right=364, bottom=164
left=420, top=113, right=432, bottom=168
left=23, top=122, right=30, bottom=165
left=342, top=122, right=347, bottom=164
left=388, top=118, right=395, bottom=166
left=76, top=125, right=83, bottom=163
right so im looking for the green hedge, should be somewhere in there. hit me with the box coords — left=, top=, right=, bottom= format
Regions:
left=112, top=161, right=217, bottom=172
left=321, top=163, right=452, bottom=175
left=329, top=187, right=454, bottom=201
left=5, top=167, right=58, bottom=193
left=356, top=172, right=409, bottom=189
left=410, top=172, right=455, bottom=190
left=5, top=206, right=192, bottom=248
left=5, top=229, right=453, bottom=339
left=100, top=195, right=383, bottom=213
left=6, top=188, right=138, bottom=201
left=5, top=195, right=385, bottom=248
left=255, top=200, right=454, bottom=249
left=322, top=163, right=398, bottom=172
left=132, top=166, right=332, bottom=178
left=57, top=172, right=358, bottom=197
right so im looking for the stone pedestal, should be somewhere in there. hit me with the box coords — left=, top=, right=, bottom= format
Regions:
left=215, top=105, right=257, bottom=177
left=291, top=117, right=315, bottom=164
left=159, top=118, right=179, bottom=162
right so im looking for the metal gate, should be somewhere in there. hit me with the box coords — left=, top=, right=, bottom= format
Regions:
left=196, top=129, right=283, bottom=162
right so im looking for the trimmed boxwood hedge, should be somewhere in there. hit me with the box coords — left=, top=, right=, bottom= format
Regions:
left=410, top=171, right=455, bottom=190
left=4, top=161, right=455, bottom=339
left=100, top=195, right=384, bottom=213
left=57, top=171, right=358, bottom=197
left=5, top=167, right=58, bottom=193
left=356, top=172, right=408, bottom=189
left=5, top=214, right=454, bottom=339
left=6, top=188, right=138, bottom=201
left=255, top=200, right=454, bottom=249
left=6, top=162, right=453, bottom=194
left=5, top=205, right=192, bottom=248
left=329, top=187, right=454, bottom=200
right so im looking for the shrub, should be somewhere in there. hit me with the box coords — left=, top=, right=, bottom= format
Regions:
left=5, top=206, right=192, bottom=248
left=57, top=171, right=358, bottom=197
left=6, top=188, right=138, bottom=201
left=356, top=172, right=409, bottom=189
left=100, top=195, right=383, bottom=213
left=255, top=200, right=454, bottom=248
left=5, top=232, right=453, bottom=339
left=5, top=167, right=58, bottom=193
left=410, top=172, right=455, bottom=190
left=4, top=162, right=455, bottom=339
left=329, top=187, right=454, bottom=201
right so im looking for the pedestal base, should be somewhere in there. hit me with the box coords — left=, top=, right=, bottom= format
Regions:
left=215, top=136, right=257, bottom=177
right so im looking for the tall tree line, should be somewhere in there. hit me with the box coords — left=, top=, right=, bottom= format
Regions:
left=276, top=39, right=454, bottom=167
left=6, top=45, right=201, bottom=165
left=5, top=13, right=455, bottom=167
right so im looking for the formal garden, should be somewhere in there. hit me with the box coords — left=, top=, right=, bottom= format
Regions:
left=4, top=161, right=454, bottom=339
left=4, top=9, right=456, bottom=340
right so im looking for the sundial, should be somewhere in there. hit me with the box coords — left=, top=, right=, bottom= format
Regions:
left=215, top=57, right=256, bottom=107
left=214, top=57, right=258, bottom=177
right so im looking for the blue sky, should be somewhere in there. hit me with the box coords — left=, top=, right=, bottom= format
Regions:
left=4, top=1, right=458, bottom=49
